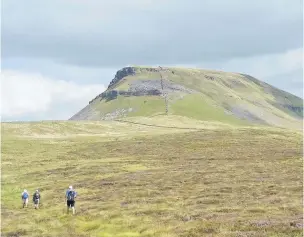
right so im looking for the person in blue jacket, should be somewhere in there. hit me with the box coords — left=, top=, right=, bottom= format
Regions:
left=21, top=189, right=29, bottom=208
left=65, top=185, right=77, bottom=214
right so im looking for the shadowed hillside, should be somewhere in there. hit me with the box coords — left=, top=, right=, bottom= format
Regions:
left=69, top=66, right=303, bottom=130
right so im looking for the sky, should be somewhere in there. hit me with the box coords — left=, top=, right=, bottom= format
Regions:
left=1, top=0, right=303, bottom=121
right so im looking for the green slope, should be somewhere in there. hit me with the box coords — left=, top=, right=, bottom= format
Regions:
left=171, top=94, right=247, bottom=125
left=89, top=95, right=165, bottom=118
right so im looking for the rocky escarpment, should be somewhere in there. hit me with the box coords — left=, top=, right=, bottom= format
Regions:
left=107, top=66, right=173, bottom=90
left=107, top=67, right=136, bottom=89
left=90, top=77, right=196, bottom=104
left=89, top=89, right=162, bottom=104
left=273, top=104, right=303, bottom=118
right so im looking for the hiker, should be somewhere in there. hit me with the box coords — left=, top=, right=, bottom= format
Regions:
left=21, top=189, right=29, bottom=208
left=65, top=185, right=77, bottom=215
left=33, top=190, right=41, bottom=209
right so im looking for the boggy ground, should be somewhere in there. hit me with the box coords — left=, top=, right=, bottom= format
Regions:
left=1, top=121, right=303, bottom=237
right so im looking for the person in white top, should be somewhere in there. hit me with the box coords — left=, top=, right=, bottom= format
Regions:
left=21, top=189, right=29, bottom=208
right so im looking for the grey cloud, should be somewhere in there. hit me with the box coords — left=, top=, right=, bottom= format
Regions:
left=2, top=0, right=303, bottom=67
left=2, top=57, right=118, bottom=84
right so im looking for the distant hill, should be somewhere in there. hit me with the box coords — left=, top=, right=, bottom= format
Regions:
left=69, top=66, right=303, bottom=129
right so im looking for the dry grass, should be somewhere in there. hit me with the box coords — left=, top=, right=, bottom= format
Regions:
left=1, top=119, right=303, bottom=237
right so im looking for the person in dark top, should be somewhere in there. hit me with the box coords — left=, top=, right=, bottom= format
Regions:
left=33, top=189, right=41, bottom=209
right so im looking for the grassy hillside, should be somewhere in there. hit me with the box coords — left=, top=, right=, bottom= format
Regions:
left=2, top=118, right=303, bottom=237
left=170, top=94, right=247, bottom=125
left=70, top=66, right=303, bottom=130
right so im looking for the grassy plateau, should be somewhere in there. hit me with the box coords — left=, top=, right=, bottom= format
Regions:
left=1, top=115, right=303, bottom=237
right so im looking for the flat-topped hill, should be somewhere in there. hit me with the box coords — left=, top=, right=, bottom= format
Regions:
left=69, top=66, right=302, bottom=130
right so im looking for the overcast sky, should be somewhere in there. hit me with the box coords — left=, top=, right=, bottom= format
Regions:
left=1, top=0, right=303, bottom=121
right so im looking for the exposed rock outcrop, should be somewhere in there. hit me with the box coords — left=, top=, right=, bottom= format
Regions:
left=89, top=89, right=162, bottom=103
left=129, top=79, right=195, bottom=94
left=107, top=66, right=173, bottom=90
left=107, top=67, right=136, bottom=89
left=90, top=79, right=195, bottom=104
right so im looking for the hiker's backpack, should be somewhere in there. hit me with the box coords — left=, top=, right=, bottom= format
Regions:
left=22, top=192, right=28, bottom=199
left=67, top=190, right=75, bottom=201
left=34, top=193, right=40, bottom=199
